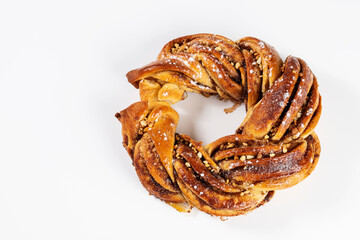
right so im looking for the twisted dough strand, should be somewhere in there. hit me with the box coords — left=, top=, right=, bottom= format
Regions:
left=127, top=34, right=283, bottom=109
left=116, top=34, right=321, bottom=217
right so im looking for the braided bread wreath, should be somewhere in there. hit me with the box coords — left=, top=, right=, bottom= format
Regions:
left=115, top=33, right=322, bottom=217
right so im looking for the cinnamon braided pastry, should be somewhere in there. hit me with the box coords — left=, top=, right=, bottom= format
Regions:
left=116, top=33, right=322, bottom=217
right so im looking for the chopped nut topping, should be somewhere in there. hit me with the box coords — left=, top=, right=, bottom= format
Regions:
left=242, top=142, right=248, bottom=146
left=257, top=57, right=262, bottom=65
left=235, top=62, right=241, bottom=69
left=140, top=120, right=147, bottom=127
left=269, top=153, right=275, bottom=157
left=240, top=155, right=246, bottom=161
left=226, top=143, right=235, bottom=149
left=185, top=162, right=191, bottom=168
left=234, top=156, right=239, bottom=160
left=283, top=147, right=288, bottom=153
left=215, top=46, right=222, bottom=51
left=257, top=153, right=263, bottom=158
left=174, top=43, right=179, bottom=48
left=264, top=135, right=269, bottom=140
left=240, top=192, right=245, bottom=196
left=246, top=155, right=254, bottom=160
left=197, top=152, right=202, bottom=158
left=226, top=179, right=229, bottom=183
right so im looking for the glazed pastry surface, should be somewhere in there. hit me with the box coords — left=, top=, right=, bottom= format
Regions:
left=116, top=34, right=321, bottom=217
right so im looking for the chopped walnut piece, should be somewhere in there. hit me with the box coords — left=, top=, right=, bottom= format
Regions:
left=226, top=143, right=235, bottom=149
left=203, top=161, right=210, bottom=168
left=257, top=57, right=262, bottom=65
left=283, top=146, right=288, bottom=153
left=140, top=120, right=147, bottom=127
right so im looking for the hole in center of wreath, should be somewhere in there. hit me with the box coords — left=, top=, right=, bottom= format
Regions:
left=171, top=92, right=247, bottom=145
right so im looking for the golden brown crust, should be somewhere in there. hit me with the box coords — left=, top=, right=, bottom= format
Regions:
left=236, top=37, right=283, bottom=93
left=237, top=56, right=321, bottom=142
left=115, top=101, right=148, bottom=158
left=116, top=33, right=321, bottom=217
left=127, top=34, right=245, bottom=102
left=133, top=135, right=185, bottom=202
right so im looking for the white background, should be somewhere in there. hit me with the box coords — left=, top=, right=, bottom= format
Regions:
left=1, top=0, right=359, bottom=239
